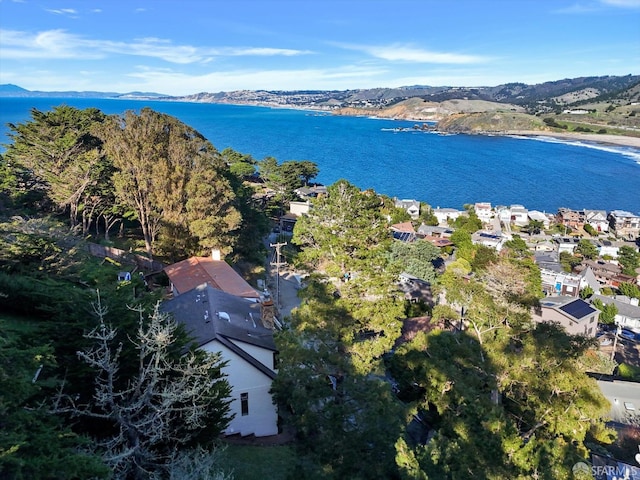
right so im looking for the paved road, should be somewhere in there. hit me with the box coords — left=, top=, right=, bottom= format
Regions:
left=597, top=379, right=640, bottom=424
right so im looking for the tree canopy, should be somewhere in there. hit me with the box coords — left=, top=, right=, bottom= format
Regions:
left=4, top=106, right=107, bottom=230
left=98, top=107, right=241, bottom=258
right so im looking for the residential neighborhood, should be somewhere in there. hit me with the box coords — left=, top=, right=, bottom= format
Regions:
left=4, top=99, right=640, bottom=478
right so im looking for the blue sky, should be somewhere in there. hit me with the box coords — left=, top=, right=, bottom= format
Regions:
left=0, top=0, right=639, bottom=95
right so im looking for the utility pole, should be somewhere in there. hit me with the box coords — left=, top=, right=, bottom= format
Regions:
left=610, top=324, right=622, bottom=362
left=270, top=241, right=287, bottom=309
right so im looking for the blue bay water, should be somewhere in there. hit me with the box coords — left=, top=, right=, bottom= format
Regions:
left=1, top=97, right=639, bottom=214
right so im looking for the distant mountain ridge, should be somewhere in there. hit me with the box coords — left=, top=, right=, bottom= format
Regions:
left=2, top=75, right=639, bottom=133
left=3, top=75, right=639, bottom=110
left=0, top=84, right=168, bottom=99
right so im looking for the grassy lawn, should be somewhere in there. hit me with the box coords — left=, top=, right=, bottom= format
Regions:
left=221, top=444, right=295, bottom=480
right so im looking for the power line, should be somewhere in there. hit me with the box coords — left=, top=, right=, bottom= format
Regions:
left=270, top=241, right=287, bottom=310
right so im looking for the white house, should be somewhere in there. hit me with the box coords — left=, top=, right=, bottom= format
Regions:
left=593, top=240, right=620, bottom=258
left=584, top=210, right=609, bottom=233
left=527, top=210, right=551, bottom=229
left=591, top=294, right=640, bottom=332
left=555, top=237, right=580, bottom=255
left=161, top=284, right=279, bottom=437
left=474, top=202, right=493, bottom=223
left=509, top=205, right=529, bottom=226
left=394, top=198, right=420, bottom=219
left=540, top=268, right=582, bottom=297
left=289, top=200, right=311, bottom=217
left=471, top=231, right=507, bottom=251
left=434, top=207, right=464, bottom=226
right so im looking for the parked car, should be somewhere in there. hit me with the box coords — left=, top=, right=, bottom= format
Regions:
left=620, top=329, right=637, bottom=341
left=624, top=402, right=635, bottom=411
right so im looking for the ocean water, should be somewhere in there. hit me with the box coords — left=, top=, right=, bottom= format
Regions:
left=1, top=97, right=639, bottom=214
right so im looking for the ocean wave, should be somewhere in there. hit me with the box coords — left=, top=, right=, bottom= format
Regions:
left=515, top=135, right=640, bottom=165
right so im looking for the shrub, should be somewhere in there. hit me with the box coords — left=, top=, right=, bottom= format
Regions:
left=618, top=363, right=640, bottom=380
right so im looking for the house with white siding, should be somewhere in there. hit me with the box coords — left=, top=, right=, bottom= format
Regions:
left=394, top=198, right=421, bottom=219
left=161, top=284, right=279, bottom=438
left=527, top=210, right=551, bottom=229
left=474, top=202, right=493, bottom=223
left=584, top=210, right=609, bottom=233
left=433, top=207, right=464, bottom=226
left=591, top=294, right=640, bottom=332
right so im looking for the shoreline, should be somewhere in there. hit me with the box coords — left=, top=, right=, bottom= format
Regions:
left=153, top=98, right=640, bottom=150
left=498, top=130, right=640, bottom=149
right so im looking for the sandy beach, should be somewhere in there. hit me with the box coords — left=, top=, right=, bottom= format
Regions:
left=502, top=130, right=640, bottom=149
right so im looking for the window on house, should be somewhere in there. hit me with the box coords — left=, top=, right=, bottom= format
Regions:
left=240, top=393, right=249, bottom=416
left=590, top=316, right=595, bottom=324
left=588, top=328, right=593, bottom=335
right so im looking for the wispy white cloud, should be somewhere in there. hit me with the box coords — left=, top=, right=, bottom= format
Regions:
left=225, top=47, right=313, bottom=57
left=0, top=29, right=102, bottom=59
left=600, top=0, right=640, bottom=7
left=45, top=8, right=78, bottom=17
left=2, top=64, right=391, bottom=95
left=554, top=0, right=640, bottom=13
left=0, top=29, right=313, bottom=63
left=124, top=65, right=390, bottom=93
left=337, top=43, right=488, bottom=64
left=552, top=3, right=599, bottom=14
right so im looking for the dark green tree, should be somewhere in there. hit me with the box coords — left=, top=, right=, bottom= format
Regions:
left=292, top=180, right=390, bottom=280
left=450, top=229, right=475, bottom=262
left=272, top=279, right=404, bottom=479
left=618, top=245, right=640, bottom=276
left=523, top=219, right=544, bottom=236
left=503, top=234, right=530, bottom=258
left=419, top=203, right=439, bottom=226
left=471, top=244, right=498, bottom=272
left=592, top=298, right=618, bottom=324
left=221, top=147, right=257, bottom=178
left=576, top=239, right=599, bottom=260
left=452, top=210, right=482, bottom=232
left=4, top=106, right=106, bottom=229
left=0, top=317, right=109, bottom=479
left=389, top=239, right=440, bottom=283
left=618, top=282, right=640, bottom=299
left=559, top=251, right=582, bottom=272
left=580, top=285, right=594, bottom=299
left=54, top=299, right=232, bottom=480
left=98, top=108, right=240, bottom=257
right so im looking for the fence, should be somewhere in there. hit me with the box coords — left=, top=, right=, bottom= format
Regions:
left=87, top=243, right=165, bottom=274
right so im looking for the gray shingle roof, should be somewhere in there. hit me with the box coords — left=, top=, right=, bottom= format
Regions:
left=161, top=284, right=276, bottom=379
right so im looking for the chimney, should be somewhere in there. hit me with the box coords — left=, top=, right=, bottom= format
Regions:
left=211, top=249, right=221, bottom=261
left=261, top=298, right=276, bottom=330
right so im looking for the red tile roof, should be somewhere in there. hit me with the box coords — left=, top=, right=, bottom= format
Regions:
left=164, top=256, right=259, bottom=299
left=391, top=222, right=416, bottom=233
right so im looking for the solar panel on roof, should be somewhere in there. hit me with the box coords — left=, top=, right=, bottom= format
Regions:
left=559, top=300, right=596, bottom=319
left=393, top=231, right=414, bottom=242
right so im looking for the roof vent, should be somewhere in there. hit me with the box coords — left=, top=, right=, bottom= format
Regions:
left=218, top=311, right=231, bottom=322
